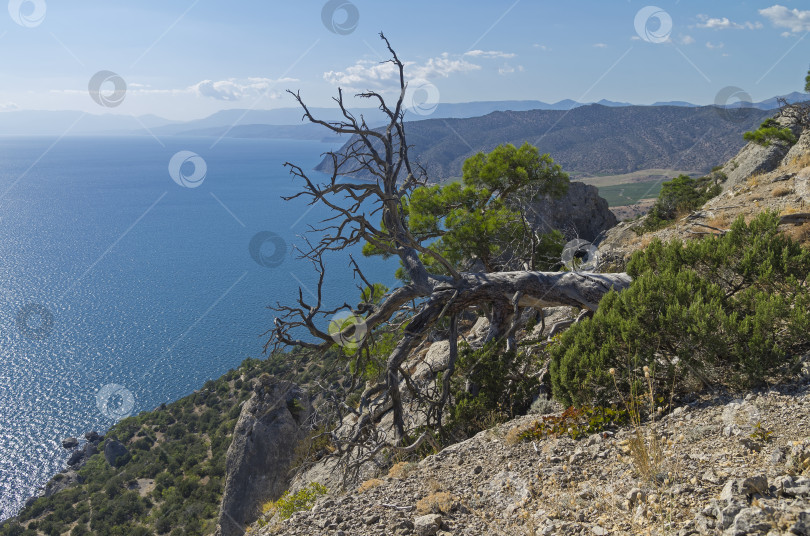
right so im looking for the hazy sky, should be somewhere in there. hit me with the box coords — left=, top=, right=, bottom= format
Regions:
left=0, top=0, right=808, bottom=120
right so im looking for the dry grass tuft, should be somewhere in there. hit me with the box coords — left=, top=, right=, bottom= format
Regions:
left=357, top=478, right=385, bottom=493
left=416, top=491, right=456, bottom=515
left=627, top=429, right=665, bottom=482
left=388, top=461, right=416, bottom=479
left=747, top=173, right=765, bottom=188
left=505, top=424, right=528, bottom=445
left=787, top=153, right=810, bottom=171
left=782, top=222, right=810, bottom=244
left=772, top=186, right=793, bottom=197
left=782, top=206, right=799, bottom=215
left=639, top=235, right=655, bottom=249
left=706, top=212, right=731, bottom=229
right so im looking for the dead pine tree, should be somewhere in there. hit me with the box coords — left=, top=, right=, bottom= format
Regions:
left=267, top=33, right=631, bottom=477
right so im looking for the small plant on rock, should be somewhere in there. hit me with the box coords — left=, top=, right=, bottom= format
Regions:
left=265, top=482, right=328, bottom=520
left=750, top=421, right=774, bottom=443
left=744, top=118, right=798, bottom=147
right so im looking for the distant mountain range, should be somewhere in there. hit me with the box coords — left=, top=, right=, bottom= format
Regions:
left=316, top=104, right=774, bottom=179
left=0, top=92, right=806, bottom=138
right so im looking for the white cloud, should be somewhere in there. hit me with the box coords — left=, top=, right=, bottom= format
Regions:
left=679, top=35, right=696, bottom=45
left=706, top=41, right=725, bottom=49
left=497, top=63, right=524, bottom=75
left=0, top=102, right=19, bottom=111
left=697, top=14, right=762, bottom=30
left=533, top=44, right=551, bottom=51
left=191, top=77, right=296, bottom=101
left=415, top=54, right=481, bottom=79
left=464, top=50, right=516, bottom=59
left=593, top=43, right=608, bottom=48
left=760, top=5, right=810, bottom=33
left=324, top=54, right=481, bottom=89
left=52, top=77, right=297, bottom=101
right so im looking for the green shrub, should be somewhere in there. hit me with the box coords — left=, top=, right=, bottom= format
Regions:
left=517, top=405, right=629, bottom=441
left=551, top=212, right=810, bottom=406
left=639, top=173, right=723, bottom=232
left=268, top=482, right=328, bottom=520
left=743, top=118, right=798, bottom=147
left=448, top=341, right=540, bottom=438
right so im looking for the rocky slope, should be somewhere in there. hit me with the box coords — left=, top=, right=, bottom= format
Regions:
left=600, top=123, right=810, bottom=264
left=253, top=368, right=810, bottom=536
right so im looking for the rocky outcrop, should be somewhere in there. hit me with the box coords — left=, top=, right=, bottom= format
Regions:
left=215, top=378, right=311, bottom=536
left=525, top=181, right=617, bottom=243
left=784, top=128, right=810, bottom=165
left=720, top=141, right=789, bottom=192
left=720, top=113, right=804, bottom=192
left=37, top=432, right=104, bottom=501
left=103, top=439, right=128, bottom=467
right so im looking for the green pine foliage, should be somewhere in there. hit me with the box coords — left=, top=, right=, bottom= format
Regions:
left=447, top=341, right=540, bottom=439
left=550, top=212, right=810, bottom=407
left=363, top=142, right=569, bottom=276
left=805, top=65, right=810, bottom=94
left=743, top=118, right=798, bottom=147
left=639, top=173, right=723, bottom=232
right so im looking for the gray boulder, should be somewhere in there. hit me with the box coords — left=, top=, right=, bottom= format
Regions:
left=61, top=437, right=78, bottom=449
left=720, top=112, right=803, bottom=192
left=525, top=181, right=617, bottom=242
left=214, top=379, right=311, bottom=536
left=103, top=439, right=128, bottom=467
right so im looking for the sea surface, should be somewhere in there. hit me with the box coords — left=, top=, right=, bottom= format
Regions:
left=0, top=136, right=396, bottom=520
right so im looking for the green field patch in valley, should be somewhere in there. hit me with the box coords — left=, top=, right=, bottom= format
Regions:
left=596, top=180, right=664, bottom=207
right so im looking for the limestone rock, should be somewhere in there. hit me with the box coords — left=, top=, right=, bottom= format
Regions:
left=413, top=513, right=442, bottom=536
left=525, top=181, right=617, bottom=242
left=720, top=140, right=789, bottom=192
left=413, top=340, right=452, bottom=382
left=720, top=112, right=801, bottom=192
left=103, top=440, right=128, bottom=467
left=784, top=128, right=810, bottom=164
left=214, top=380, right=310, bottom=536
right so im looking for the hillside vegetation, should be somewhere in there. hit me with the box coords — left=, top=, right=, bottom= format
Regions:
left=0, top=351, right=343, bottom=536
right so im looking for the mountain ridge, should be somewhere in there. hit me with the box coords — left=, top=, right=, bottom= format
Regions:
left=1, top=92, right=806, bottom=137
left=316, top=104, right=774, bottom=180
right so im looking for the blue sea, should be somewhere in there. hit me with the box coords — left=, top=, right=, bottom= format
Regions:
left=0, top=136, right=396, bottom=520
